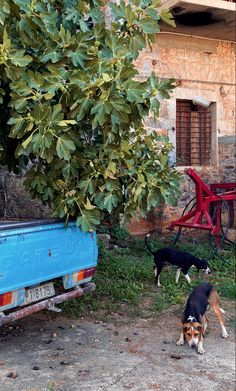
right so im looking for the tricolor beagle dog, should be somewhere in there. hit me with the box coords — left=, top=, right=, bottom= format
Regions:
left=176, top=283, right=228, bottom=354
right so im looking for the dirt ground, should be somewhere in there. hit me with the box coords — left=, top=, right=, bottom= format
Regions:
left=0, top=302, right=235, bottom=391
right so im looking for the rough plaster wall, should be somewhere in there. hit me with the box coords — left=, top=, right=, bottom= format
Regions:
left=127, top=34, right=236, bottom=235
left=135, top=34, right=235, bottom=140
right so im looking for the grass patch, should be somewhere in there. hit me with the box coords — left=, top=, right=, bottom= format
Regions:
left=61, top=237, right=235, bottom=319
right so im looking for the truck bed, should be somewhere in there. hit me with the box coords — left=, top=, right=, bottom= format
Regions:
left=0, top=219, right=98, bottom=295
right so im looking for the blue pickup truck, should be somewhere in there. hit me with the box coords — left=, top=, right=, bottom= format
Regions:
left=0, top=219, right=98, bottom=326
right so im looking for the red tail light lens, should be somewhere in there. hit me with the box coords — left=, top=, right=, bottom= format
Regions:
left=0, top=292, right=13, bottom=307
left=76, top=267, right=96, bottom=281
left=84, top=267, right=96, bottom=279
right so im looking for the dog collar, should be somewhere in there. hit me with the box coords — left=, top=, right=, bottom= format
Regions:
left=187, top=316, right=197, bottom=323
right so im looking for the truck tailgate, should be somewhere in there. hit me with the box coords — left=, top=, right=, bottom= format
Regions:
left=0, top=221, right=98, bottom=294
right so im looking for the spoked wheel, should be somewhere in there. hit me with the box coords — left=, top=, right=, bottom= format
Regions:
left=172, top=196, right=234, bottom=260
left=208, top=197, right=235, bottom=254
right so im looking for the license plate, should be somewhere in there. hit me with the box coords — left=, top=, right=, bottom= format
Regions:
left=24, top=282, right=55, bottom=305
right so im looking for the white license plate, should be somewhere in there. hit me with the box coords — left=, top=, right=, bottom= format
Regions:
left=24, top=282, right=55, bottom=305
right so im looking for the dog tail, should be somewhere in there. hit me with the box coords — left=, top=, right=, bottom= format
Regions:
left=145, top=233, right=155, bottom=255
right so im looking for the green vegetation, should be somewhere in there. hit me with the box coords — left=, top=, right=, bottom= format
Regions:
left=61, top=237, right=236, bottom=319
left=0, top=0, right=179, bottom=232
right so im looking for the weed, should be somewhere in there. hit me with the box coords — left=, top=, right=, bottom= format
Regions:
left=61, top=237, right=235, bottom=319
left=111, top=225, right=131, bottom=244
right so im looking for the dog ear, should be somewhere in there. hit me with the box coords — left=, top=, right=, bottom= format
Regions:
left=193, top=322, right=204, bottom=335
left=190, top=321, right=203, bottom=329
left=177, top=322, right=183, bottom=328
left=198, top=325, right=205, bottom=336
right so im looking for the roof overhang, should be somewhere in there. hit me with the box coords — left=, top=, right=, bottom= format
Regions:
left=159, top=0, right=236, bottom=41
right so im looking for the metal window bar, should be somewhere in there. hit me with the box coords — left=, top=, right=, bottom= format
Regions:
left=176, top=100, right=212, bottom=166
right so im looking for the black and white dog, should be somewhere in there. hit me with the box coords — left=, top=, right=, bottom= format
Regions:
left=145, top=234, right=211, bottom=286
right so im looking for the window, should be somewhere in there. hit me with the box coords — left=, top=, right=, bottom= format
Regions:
left=176, top=99, right=212, bottom=166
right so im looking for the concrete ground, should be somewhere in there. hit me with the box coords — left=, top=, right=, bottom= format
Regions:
left=0, top=303, right=235, bottom=391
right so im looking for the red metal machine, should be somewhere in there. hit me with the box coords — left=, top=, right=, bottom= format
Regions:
left=169, top=168, right=236, bottom=244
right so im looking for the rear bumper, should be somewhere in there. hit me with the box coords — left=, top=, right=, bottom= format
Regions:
left=0, top=282, right=96, bottom=327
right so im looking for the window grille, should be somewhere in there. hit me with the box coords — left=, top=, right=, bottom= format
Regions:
left=176, top=99, right=212, bottom=166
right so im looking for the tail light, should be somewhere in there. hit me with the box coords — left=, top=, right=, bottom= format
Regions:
left=63, top=266, right=97, bottom=289
left=76, top=267, right=96, bottom=282
left=0, top=292, right=13, bottom=307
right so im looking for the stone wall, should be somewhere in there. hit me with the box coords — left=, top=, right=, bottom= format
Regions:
left=126, top=33, right=235, bottom=236
left=135, top=34, right=235, bottom=169
left=0, top=33, right=235, bottom=232
left=218, top=136, right=236, bottom=183
left=0, top=167, right=51, bottom=219
left=126, top=166, right=229, bottom=236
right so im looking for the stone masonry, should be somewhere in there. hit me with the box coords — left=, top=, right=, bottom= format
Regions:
left=0, top=167, right=51, bottom=220
left=127, top=32, right=235, bottom=236
left=0, top=12, right=235, bottom=235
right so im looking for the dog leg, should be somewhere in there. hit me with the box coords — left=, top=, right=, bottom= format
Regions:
left=154, top=267, right=160, bottom=287
left=184, top=273, right=191, bottom=284
left=197, top=339, right=205, bottom=355
left=157, top=275, right=161, bottom=287
left=209, top=289, right=228, bottom=338
left=221, top=324, right=228, bottom=339
left=154, top=261, right=163, bottom=287
left=202, top=315, right=207, bottom=333
left=212, top=304, right=228, bottom=338
left=196, top=326, right=205, bottom=354
left=154, top=266, right=157, bottom=278
left=175, top=268, right=181, bottom=284
left=176, top=331, right=185, bottom=346
left=154, top=267, right=161, bottom=287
